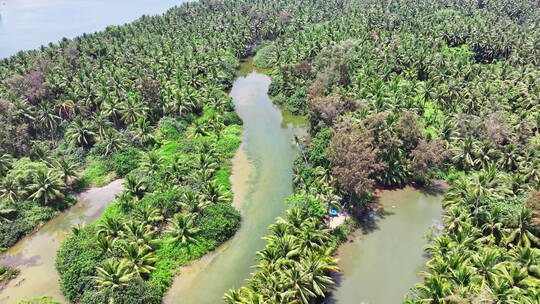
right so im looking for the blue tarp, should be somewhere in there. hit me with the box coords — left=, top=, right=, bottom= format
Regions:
left=330, top=208, right=339, bottom=216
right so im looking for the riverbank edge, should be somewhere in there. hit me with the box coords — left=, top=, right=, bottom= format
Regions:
left=0, top=174, right=128, bottom=256
left=0, top=195, right=76, bottom=255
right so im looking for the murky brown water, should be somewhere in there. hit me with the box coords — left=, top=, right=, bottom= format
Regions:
left=327, top=186, right=444, bottom=304
left=163, top=58, right=307, bottom=304
left=0, top=179, right=124, bottom=303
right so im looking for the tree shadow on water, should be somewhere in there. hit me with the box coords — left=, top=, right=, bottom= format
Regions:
left=416, top=181, right=447, bottom=196
left=350, top=196, right=395, bottom=235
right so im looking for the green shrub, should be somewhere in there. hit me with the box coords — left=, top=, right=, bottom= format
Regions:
left=0, top=196, right=75, bottom=249
left=222, top=111, right=243, bottom=126
left=214, top=165, right=232, bottom=189
left=0, top=265, right=19, bottom=283
left=307, top=127, right=331, bottom=167
left=221, top=124, right=242, bottom=137
left=479, top=196, right=527, bottom=227
left=80, top=278, right=161, bottom=304
left=434, top=166, right=465, bottom=182
left=81, top=159, right=116, bottom=187
left=17, top=296, right=60, bottom=304
left=7, top=158, right=48, bottom=187
left=286, top=193, right=326, bottom=218
left=156, top=116, right=187, bottom=142
left=216, top=135, right=242, bottom=158
left=157, top=141, right=180, bottom=159
left=101, top=202, right=123, bottom=219
left=332, top=224, right=349, bottom=243
left=112, top=148, right=141, bottom=177
left=56, top=225, right=103, bottom=302
left=198, top=203, right=241, bottom=246
left=139, top=188, right=181, bottom=216
left=199, top=108, right=217, bottom=123
left=151, top=238, right=211, bottom=292
left=285, top=87, right=307, bottom=115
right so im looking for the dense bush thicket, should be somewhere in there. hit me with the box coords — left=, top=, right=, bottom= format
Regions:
left=228, top=0, right=539, bottom=303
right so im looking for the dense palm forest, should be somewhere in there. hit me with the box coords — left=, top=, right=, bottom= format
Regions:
left=224, top=0, right=540, bottom=303
left=1, top=0, right=539, bottom=303
left=1, top=0, right=346, bottom=303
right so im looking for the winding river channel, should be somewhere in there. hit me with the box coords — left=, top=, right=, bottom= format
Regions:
left=0, top=180, right=124, bottom=303
left=164, top=58, right=307, bottom=304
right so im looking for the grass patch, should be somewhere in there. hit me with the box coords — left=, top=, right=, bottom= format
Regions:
left=17, top=296, right=60, bottom=304
left=80, top=159, right=116, bottom=187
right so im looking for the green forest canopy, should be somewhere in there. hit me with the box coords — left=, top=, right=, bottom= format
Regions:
left=0, top=0, right=538, bottom=303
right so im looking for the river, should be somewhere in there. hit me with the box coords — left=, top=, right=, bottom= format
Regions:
left=163, top=58, right=307, bottom=304
left=0, top=180, right=124, bottom=303
left=328, top=186, right=444, bottom=304
left=0, top=0, right=186, bottom=59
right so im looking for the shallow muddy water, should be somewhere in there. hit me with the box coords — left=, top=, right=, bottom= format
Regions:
left=0, top=179, right=124, bottom=303
left=163, top=59, right=307, bottom=304
left=327, top=186, right=444, bottom=304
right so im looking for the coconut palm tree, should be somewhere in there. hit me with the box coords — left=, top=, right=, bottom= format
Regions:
left=65, top=118, right=96, bottom=149
left=124, top=221, right=157, bottom=250
left=141, top=150, right=164, bottom=175
left=180, top=196, right=209, bottom=215
left=102, top=96, right=122, bottom=128
left=71, top=224, right=83, bottom=236
left=0, top=206, right=16, bottom=226
left=0, top=178, right=19, bottom=203
left=124, top=175, right=146, bottom=199
left=101, top=128, right=126, bottom=156
left=187, top=120, right=209, bottom=138
left=451, top=136, right=477, bottom=172
left=51, top=157, right=78, bottom=185
left=96, top=234, right=116, bottom=253
left=504, top=207, right=539, bottom=247
left=92, top=110, right=113, bottom=139
left=34, top=101, right=61, bottom=138
left=121, top=243, right=157, bottom=277
left=119, top=92, right=149, bottom=125
left=134, top=204, right=163, bottom=225
left=498, top=143, right=522, bottom=172
left=134, top=118, right=153, bottom=146
left=296, top=219, right=330, bottom=254
left=414, top=273, right=453, bottom=303
left=298, top=252, right=338, bottom=299
left=97, top=216, right=124, bottom=240
left=166, top=213, right=200, bottom=245
left=0, top=153, right=13, bottom=176
left=95, top=259, right=134, bottom=291
left=26, top=170, right=65, bottom=205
